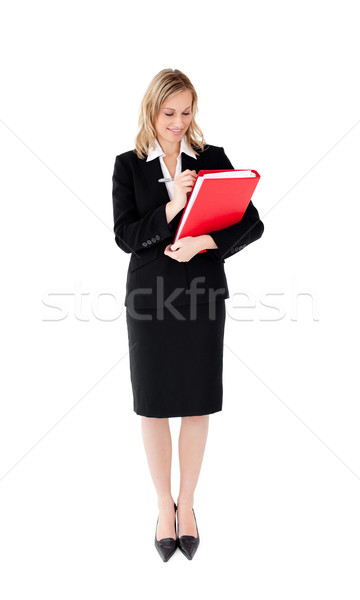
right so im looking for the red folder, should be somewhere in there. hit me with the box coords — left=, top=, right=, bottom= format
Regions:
left=173, top=169, right=261, bottom=254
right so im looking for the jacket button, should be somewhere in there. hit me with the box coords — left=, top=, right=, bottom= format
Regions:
left=142, top=241, right=147, bottom=247
left=147, top=239, right=151, bottom=244
left=155, top=234, right=160, bottom=240
left=231, top=248, right=234, bottom=253
left=151, top=237, right=156, bottom=243
left=234, top=246, right=239, bottom=252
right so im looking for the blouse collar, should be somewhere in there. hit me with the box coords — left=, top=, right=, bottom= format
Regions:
left=146, top=135, right=197, bottom=162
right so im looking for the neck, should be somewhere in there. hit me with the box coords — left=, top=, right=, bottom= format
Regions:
left=156, top=134, right=181, bottom=157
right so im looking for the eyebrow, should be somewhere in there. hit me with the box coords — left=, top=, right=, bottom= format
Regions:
left=163, top=105, right=192, bottom=111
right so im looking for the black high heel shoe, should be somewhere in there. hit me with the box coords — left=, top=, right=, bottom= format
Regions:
left=154, top=502, right=177, bottom=562
left=177, top=507, right=200, bottom=560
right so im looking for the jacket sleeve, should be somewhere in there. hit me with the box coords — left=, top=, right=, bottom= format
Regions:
left=207, top=147, right=265, bottom=261
left=112, top=154, right=173, bottom=254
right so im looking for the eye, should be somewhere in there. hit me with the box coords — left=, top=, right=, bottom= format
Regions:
left=165, top=113, right=191, bottom=117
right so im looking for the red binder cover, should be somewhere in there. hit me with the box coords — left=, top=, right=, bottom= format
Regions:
left=173, top=169, right=261, bottom=254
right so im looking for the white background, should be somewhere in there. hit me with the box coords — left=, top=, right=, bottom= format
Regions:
left=1, top=0, right=359, bottom=597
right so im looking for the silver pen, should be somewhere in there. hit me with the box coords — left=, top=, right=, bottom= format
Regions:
left=158, top=177, right=174, bottom=182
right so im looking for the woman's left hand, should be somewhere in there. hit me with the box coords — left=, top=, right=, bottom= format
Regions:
left=164, top=236, right=202, bottom=262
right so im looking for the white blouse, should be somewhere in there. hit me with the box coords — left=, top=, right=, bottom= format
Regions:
left=146, top=136, right=197, bottom=201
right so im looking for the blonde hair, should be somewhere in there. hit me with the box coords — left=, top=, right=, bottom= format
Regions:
left=134, top=68, right=207, bottom=159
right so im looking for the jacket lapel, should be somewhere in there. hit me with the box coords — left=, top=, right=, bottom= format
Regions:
left=181, top=151, right=199, bottom=174
left=138, top=155, right=169, bottom=205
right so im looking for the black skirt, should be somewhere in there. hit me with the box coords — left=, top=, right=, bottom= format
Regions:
left=125, top=299, right=226, bottom=418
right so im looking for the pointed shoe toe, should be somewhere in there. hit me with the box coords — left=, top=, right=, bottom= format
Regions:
left=178, top=535, right=200, bottom=560
left=155, top=536, right=177, bottom=562
left=154, top=502, right=177, bottom=562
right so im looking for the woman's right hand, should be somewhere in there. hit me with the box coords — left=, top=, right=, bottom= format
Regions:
left=172, top=169, right=197, bottom=210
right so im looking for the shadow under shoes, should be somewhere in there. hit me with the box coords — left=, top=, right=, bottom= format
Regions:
left=154, top=502, right=177, bottom=562
left=177, top=507, right=200, bottom=560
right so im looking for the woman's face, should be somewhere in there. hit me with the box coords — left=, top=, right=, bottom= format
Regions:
left=154, top=89, right=193, bottom=149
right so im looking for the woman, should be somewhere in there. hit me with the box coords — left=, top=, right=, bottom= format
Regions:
left=112, top=68, right=264, bottom=561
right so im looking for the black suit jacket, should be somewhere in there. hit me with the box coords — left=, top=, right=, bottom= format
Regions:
left=112, top=144, right=264, bottom=310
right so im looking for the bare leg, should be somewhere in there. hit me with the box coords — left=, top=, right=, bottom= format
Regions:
left=141, top=416, right=176, bottom=540
left=177, top=414, right=210, bottom=537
